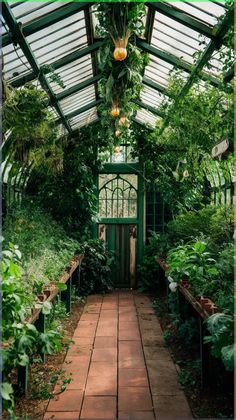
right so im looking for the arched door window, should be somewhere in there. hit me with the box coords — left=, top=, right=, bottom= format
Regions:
left=99, top=174, right=137, bottom=218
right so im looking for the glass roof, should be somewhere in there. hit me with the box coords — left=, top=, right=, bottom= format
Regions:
left=2, top=1, right=233, bottom=132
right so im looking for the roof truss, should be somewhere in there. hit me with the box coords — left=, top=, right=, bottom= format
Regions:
left=2, top=2, right=234, bottom=133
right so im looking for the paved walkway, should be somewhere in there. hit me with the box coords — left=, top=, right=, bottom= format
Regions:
left=44, top=291, right=192, bottom=419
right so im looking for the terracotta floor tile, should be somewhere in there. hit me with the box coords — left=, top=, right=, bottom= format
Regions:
left=44, top=412, right=80, bottom=419
left=71, top=337, right=94, bottom=346
left=66, top=346, right=92, bottom=357
left=62, top=356, right=90, bottom=372
left=54, top=370, right=88, bottom=392
left=119, top=358, right=146, bottom=369
left=119, top=329, right=141, bottom=341
left=96, top=327, right=117, bottom=337
left=119, top=321, right=139, bottom=330
left=118, top=411, right=155, bottom=420
left=47, top=390, right=83, bottom=412
left=119, top=368, right=149, bottom=387
left=88, top=362, right=117, bottom=377
left=79, top=313, right=99, bottom=322
left=73, top=326, right=96, bottom=338
left=102, top=302, right=118, bottom=310
left=118, top=387, right=153, bottom=412
left=80, top=396, right=116, bottom=419
left=119, top=314, right=137, bottom=322
left=94, top=336, right=117, bottom=348
left=153, top=394, right=192, bottom=419
left=91, top=347, right=117, bottom=362
left=119, top=341, right=143, bottom=356
left=85, top=374, right=117, bottom=396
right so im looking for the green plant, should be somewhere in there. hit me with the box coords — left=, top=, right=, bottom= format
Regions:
left=80, top=239, right=114, bottom=295
left=178, top=359, right=201, bottom=388
left=204, top=313, right=234, bottom=371
left=166, top=239, right=220, bottom=297
left=138, top=231, right=169, bottom=292
left=3, top=84, right=62, bottom=173
left=167, top=205, right=233, bottom=247
left=178, top=317, right=199, bottom=346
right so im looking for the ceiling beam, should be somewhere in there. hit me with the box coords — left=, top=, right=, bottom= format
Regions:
left=147, top=2, right=214, bottom=39
left=56, top=75, right=101, bottom=101
left=2, top=2, right=72, bottom=133
left=56, top=99, right=102, bottom=124
left=10, top=41, right=102, bottom=88
left=223, top=66, right=234, bottom=84
left=137, top=39, right=220, bottom=87
left=133, top=100, right=165, bottom=118
left=2, top=2, right=92, bottom=47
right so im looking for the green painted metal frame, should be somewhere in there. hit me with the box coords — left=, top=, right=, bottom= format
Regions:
left=2, top=2, right=93, bottom=47
left=133, top=100, right=165, bottom=118
left=97, top=163, right=145, bottom=271
left=158, top=5, right=234, bottom=134
left=2, top=2, right=72, bottom=133
left=136, top=39, right=220, bottom=87
left=3, top=2, right=233, bottom=135
left=147, top=2, right=215, bottom=39
left=56, top=75, right=101, bottom=101
left=11, top=41, right=102, bottom=88
left=56, top=99, right=102, bottom=124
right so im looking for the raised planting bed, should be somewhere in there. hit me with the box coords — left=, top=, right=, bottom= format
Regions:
left=157, top=258, right=219, bottom=320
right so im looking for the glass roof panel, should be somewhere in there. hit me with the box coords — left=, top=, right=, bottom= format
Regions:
left=135, top=108, right=162, bottom=128
left=27, top=12, right=85, bottom=46
left=59, top=86, right=96, bottom=115
left=69, top=107, right=98, bottom=129
left=48, top=54, right=94, bottom=94
left=140, top=86, right=171, bottom=109
left=144, top=56, right=188, bottom=88
left=151, top=12, right=210, bottom=65
left=2, top=44, right=31, bottom=80
left=8, top=1, right=66, bottom=26
left=169, top=2, right=226, bottom=26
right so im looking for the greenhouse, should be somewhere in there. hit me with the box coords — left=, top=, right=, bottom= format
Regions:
left=1, top=1, right=234, bottom=419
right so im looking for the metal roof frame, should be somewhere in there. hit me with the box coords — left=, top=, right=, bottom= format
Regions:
left=2, top=1, right=234, bottom=134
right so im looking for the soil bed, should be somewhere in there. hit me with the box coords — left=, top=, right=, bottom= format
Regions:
left=14, top=300, right=85, bottom=419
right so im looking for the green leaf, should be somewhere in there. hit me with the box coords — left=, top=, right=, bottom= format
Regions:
left=1, top=382, right=14, bottom=401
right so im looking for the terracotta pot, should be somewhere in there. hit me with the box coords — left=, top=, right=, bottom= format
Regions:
left=180, top=279, right=190, bottom=289
left=37, top=294, right=46, bottom=302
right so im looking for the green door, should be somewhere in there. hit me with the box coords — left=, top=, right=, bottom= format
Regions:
left=99, top=223, right=137, bottom=288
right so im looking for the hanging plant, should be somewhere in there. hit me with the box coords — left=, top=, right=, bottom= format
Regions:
left=96, top=3, right=145, bottom=62
left=110, top=101, right=120, bottom=117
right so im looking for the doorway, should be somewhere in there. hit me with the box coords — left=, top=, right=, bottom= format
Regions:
left=98, top=224, right=137, bottom=288
left=96, top=166, right=144, bottom=289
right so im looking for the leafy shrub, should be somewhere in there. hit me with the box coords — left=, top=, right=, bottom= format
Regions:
left=1, top=243, right=63, bottom=416
left=167, top=239, right=219, bottom=296
left=138, top=231, right=169, bottom=292
left=79, top=239, right=114, bottom=295
left=3, top=200, right=80, bottom=291
left=178, top=317, right=199, bottom=346
left=167, top=205, right=233, bottom=247
left=204, top=313, right=234, bottom=371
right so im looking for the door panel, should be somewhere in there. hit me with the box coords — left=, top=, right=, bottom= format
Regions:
left=98, top=224, right=136, bottom=288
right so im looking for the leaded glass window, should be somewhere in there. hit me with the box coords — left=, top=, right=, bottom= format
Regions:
left=99, top=174, right=137, bottom=218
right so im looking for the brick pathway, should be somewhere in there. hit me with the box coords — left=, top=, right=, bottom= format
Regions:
left=44, top=291, right=192, bottom=419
